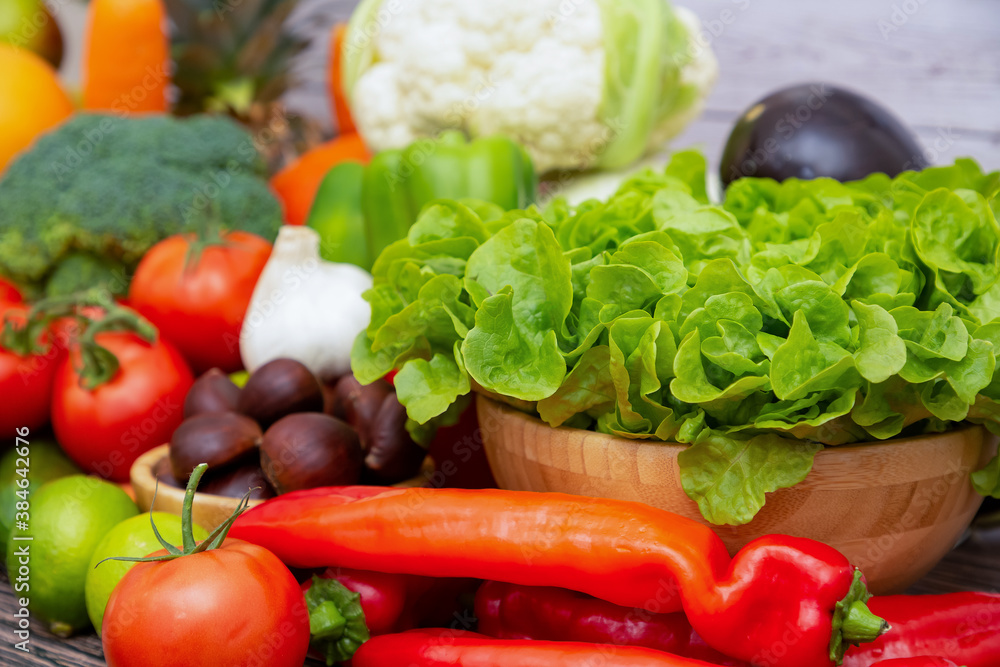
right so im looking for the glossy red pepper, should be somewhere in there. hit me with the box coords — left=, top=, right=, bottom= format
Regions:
left=305, top=567, right=477, bottom=637
left=844, top=592, right=1000, bottom=667
left=870, top=659, right=962, bottom=667
left=230, top=487, right=887, bottom=667
left=352, top=629, right=730, bottom=666
left=474, top=581, right=748, bottom=666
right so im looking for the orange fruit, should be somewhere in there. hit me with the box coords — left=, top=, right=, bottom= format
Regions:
left=0, top=44, right=74, bottom=172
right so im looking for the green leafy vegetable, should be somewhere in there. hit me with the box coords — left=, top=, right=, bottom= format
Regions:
left=352, top=153, right=1000, bottom=526
left=678, top=431, right=823, bottom=525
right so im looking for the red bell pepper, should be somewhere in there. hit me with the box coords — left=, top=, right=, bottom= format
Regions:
left=304, top=567, right=477, bottom=637
left=474, top=581, right=748, bottom=666
left=843, top=592, right=1000, bottom=667
left=870, top=659, right=962, bottom=667
left=230, top=487, right=887, bottom=667
left=352, top=629, right=731, bottom=666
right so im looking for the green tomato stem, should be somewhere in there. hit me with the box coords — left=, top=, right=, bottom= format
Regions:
left=180, top=464, right=207, bottom=552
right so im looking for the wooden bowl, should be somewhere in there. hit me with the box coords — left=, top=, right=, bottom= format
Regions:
left=477, top=394, right=997, bottom=594
left=131, top=444, right=434, bottom=532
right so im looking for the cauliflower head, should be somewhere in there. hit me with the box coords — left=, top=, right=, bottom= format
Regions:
left=343, top=0, right=717, bottom=173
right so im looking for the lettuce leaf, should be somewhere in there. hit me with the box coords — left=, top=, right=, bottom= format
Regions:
left=352, top=156, right=1000, bottom=527
left=678, top=430, right=822, bottom=525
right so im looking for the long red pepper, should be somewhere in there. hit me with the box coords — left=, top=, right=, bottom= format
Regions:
left=870, top=659, right=962, bottom=667
left=351, top=629, right=729, bottom=666
left=843, top=592, right=1000, bottom=667
left=230, top=486, right=887, bottom=667
left=474, top=581, right=748, bottom=666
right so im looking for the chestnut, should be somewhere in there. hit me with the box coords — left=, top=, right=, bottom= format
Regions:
left=335, top=374, right=393, bottom=450
left=184, top=368, right=241, bottom=418
left=322, top=379, right=347, bottom=421
left=200, top=461, right=276, bottom=501
left=364, top=393, right=427, bottom=484
left=153, top=456, right=182, bottom=488
left=260, top=413, right=363, bottom=494
left=237, top=358, right=324, bottom=428
left=170, top=412, right=263, bottom=482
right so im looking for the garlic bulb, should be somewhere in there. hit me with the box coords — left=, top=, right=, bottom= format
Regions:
left=240, top=226, right=373, bottom=381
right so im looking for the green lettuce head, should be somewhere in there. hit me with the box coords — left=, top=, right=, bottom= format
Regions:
left=353, top=151, right=1000, bottom=526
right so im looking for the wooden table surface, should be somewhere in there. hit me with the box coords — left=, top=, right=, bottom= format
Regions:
left=10, top=1, right=999, bottom=665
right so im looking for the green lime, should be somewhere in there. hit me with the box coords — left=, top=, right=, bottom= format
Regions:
left=0, top=439, right=81, bottom=561
left=85, top=512, right=209, bottom=635
left=6, top=475, right=137, bottom=637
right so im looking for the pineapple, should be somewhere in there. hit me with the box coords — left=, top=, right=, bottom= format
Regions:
left=165, top=0, right=320, bottom=168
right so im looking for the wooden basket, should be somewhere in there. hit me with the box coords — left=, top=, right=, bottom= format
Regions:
left=131, top=444, right=433, bottom=532
left=477, top=394, right=996, bottom=594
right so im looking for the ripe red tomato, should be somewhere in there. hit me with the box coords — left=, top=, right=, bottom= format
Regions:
left=128, top=232, right=272, bottom=374
left=51, top=331, right=193, bottom=481
left=0, top=303, right=58, bottom=435
left=0, top=277, right=23, bottom=305
left=102, top=539, right=310, bottom=667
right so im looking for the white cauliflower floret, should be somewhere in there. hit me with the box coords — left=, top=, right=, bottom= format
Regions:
left=346, top=0, right=717, bottom=173
left=352, top=0, right=608, bottom=173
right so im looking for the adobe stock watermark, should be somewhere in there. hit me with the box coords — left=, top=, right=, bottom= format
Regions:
left=178, top=109, right=291, bottom=224
left=725, top=83, right=833, bottom=182
left=48, top=64, right=172, bottom=181
left=877, top=0, right=932, bottom=40
left=343, top=0, right=402, bottom=55
left=10, top=427, right=33, bottom=654
left=378, top=73, right=499, bottom=194
left=681, top=0, right=752, bottom=63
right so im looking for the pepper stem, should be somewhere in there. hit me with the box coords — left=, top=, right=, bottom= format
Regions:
left=303, top=576, right=371, bottom=666
left=840, top=600, right=889, bottom=644
left=828, top=570, right=889, bottom=664
left=310, top=601, right=347, bottom=640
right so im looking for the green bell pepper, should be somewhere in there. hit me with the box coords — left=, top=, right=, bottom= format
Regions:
left=361, top=131, right=537, bottom=260
left=306, top=161, right=370, bottom=270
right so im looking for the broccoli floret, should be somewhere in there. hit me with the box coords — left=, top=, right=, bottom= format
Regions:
left=44, top=252, right=127, bottom=298
left=0, top=113, right=283, bottom=291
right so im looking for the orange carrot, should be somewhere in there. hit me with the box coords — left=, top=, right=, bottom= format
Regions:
left=270, top=133, right=371, bottom=226
left=329, top=23, right=356, bottom=134
left=82, top=0, right=170, bottom=114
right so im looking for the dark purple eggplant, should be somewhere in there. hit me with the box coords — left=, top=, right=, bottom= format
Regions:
left=720, top=83, right=927, bottom=187
left=260, top=413, right=363, bottom=494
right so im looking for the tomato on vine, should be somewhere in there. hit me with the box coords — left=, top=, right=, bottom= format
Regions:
left=101, top=464, right=311, bottom=667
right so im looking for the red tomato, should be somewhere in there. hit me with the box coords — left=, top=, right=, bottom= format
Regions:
left=51, top=331, right=193, bottom=481
left=102, top=539, right=310, bottom=667
left=0, top=277, right=23, bottom=305
left=128, top=232, right=272, bottom=374
left=0, top=303, right=58, bottom=435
